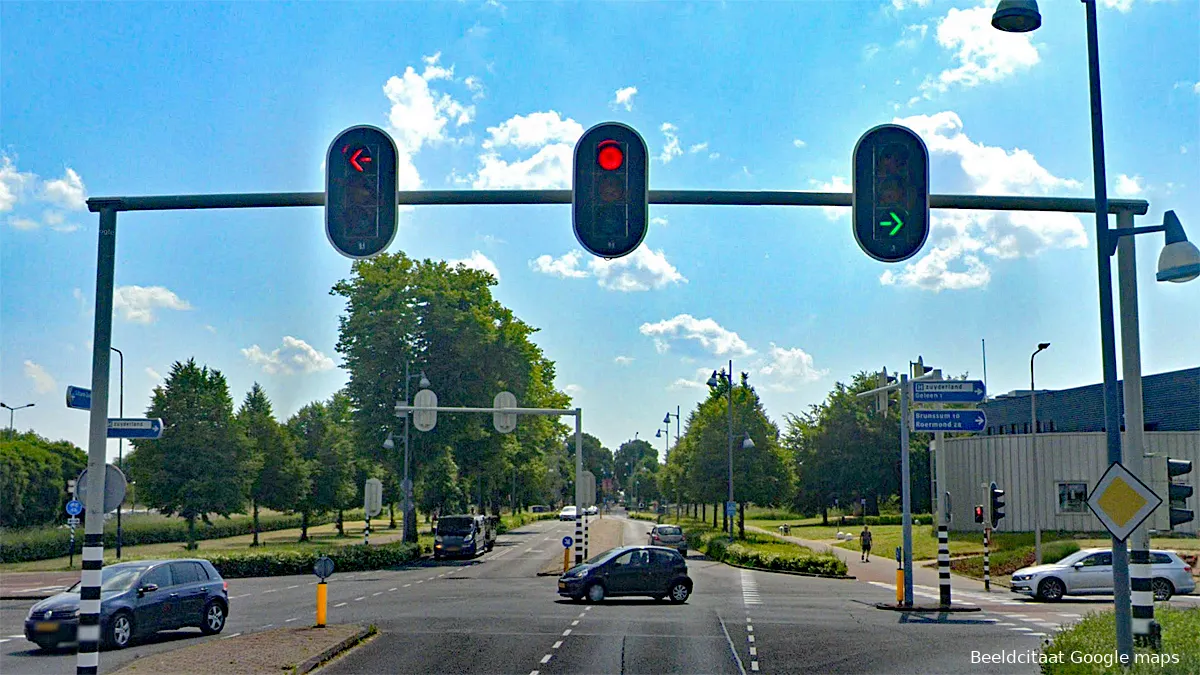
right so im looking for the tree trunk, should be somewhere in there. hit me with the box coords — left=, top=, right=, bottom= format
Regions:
left=251, top=500, right=260, bottom=547
left=738, top=502, right=745, bottom=540
left=821, top=505, right=829, bottom=526
left=389, top=503, right=396, bottom=529
left=713, top=502, right=718, bottom=529
left=702, top=503, right=706, bottom=523
left=721, top=502, right=727, bottom=533
left=300, top=511, right=309, bottom=542
left=186, top=515, right=197, bottom=550
left=337, top=509, right=344, bottom=536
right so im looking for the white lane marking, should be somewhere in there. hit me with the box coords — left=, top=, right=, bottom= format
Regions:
left=717, top=614, right=748, bottom=675
left=221, top=632, right=242, bottom=640
left=531, top=671, right=539, bottom=675
left=751, top=662, right=760, bottom=672
left=578, top=612, right=586, bottom=618
left=389, top=587, right=397, bottom=592
left=749, top=647, right=757, bottom=656
left=1010, top=627, right=1033, bottom=632
left=740, top=569, right=761, bottom=606
left=1057, top=613, right=1082, bottom=618
left=335, top=602, right=347, bottom=608
left=373, top=592, right=383, bottom=596
left=308, top=582, right=317, bottom=586
left=563, top=629, right=572, bottom=636
left=355, top=596, right=366, bottom=601
left=571, top=620, right=579, bottom=626
left=0, top=639, right=9, bottom=644
left=746, top=625, right=753, bottom=633
left=416, top=580, right=424, bottom=584
left=262, top=589, right=278, bottom=594
left=285, top=618, right=298, bottom=623
left=261, top=623, right=274, bottom=629
left=996, top=622, right=1016, bottom=626
left=748, top=635, right=755, bottom=643
left=230, top=594, right=252, bottom=599
left=540, top=654, right=552, bottom=664
left=745, top=617, right=752, bottom=623
left=552, top=641, right=563, bottom=649
left=287, top=585, right=299, bottom=590
left=404, top=584, right=412, bottom=588
left=1029, top=632, right=1048, bottom=637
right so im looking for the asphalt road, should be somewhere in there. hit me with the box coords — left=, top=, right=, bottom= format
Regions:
left=2, top=515, right=1195, bottom=675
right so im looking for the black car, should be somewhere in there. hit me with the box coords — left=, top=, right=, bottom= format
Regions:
left=558, top=545, right=692, bottom=603
left=24, top=559, right=229, bottom=651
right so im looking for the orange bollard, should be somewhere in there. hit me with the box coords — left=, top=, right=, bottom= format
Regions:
left=895, top=568, right=904, bottom=604
left=563, top=547, right=570, bottom=574
left=316, top=582, right=327, bottom=627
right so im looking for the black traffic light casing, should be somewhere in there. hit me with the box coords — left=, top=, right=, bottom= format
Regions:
left=573, top=122, right=649, bottom=259
left=326, top=125, right=400, bottom=259
left=852, top=124, right=930, bottom=263
left=974, top=505, right=985, bottom=524
left=989, top=481, right=1005, bottom=528
left=1167, top=458, right=1194, bottom=529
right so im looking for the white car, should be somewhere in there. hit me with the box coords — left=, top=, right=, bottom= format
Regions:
left=558, top=506, right=578, bottom=521
left=1010, top=548, right=1195, bottom=601
left=585, top=505, right=599, bottom=516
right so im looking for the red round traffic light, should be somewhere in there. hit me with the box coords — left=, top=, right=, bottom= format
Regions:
left=597, top=141, right=624, bottom=171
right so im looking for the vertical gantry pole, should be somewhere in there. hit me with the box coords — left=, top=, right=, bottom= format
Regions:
left=899, top=374, right=913, bottom=607
left=575, top=409, right=583, bottom=565
left=935, top=406, right=950, bottom=607
left=77, top=208, right=117, bottom=675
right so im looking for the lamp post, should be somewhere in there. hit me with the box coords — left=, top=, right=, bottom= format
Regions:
left=707, top=361, right=735, bottom=541
left=664, top=406, right=681, bottom=520
left=992, top=1, right=1200, bottom=661
left=387, top=363, right=429, bottom=544
left=1030, top=342, right=1050, bottom=565
left=1, top=402, right=34, bottom=440
left=111, top=347, right=124, bottom=560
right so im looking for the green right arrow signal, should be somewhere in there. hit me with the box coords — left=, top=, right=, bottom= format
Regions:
left=879, top=211, right=904, bottom=236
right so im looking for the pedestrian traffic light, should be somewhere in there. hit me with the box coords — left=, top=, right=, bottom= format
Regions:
left=572, top=122, right=649, bottom=259
left=326, top=125, right=399, bottom=259
left=989, top=482, right=1005, bottom=528
left=852, top=124, right=930, bottom=263
left=974, top=505, right=985, bottom=524
left=1167, top=458, right=1194, bottom=529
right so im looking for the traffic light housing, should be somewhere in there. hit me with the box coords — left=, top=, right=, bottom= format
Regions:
left=852, top=124, right=930, bottom=263
left=974, top=505, right=985, bottom=524
left=989, top=481, right=1005, bottom=528
left=1167, top=458, right=1194, bottom=529
left=326, top=125, right=400, bottom=259
left=875, top=367, right=897, bottom=415
left=572, top=122, right=649, bottom=259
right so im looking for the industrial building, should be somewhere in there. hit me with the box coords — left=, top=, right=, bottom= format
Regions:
left=940, top=367, right=1199, bottom=535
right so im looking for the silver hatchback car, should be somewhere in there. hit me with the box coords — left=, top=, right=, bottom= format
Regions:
left=1010, top=548, right=1196, bottom=601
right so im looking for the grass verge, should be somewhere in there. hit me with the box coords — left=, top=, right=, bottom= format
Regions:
left=1040, top=607, right=1199, bottom=674
left=680, top=521, right=848, bottom=577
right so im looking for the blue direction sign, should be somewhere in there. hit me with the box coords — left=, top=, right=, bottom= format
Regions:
left=912, top=380, right=986, bottom=403
left=562, top=536, right=574, bottom=549
left=65, top=500, right=83, bottom=516
left=912, top=410, right=987, bottom=432
left=66, top=386, right=92, bottom=410
left=107, top=418, right=164, bottom=439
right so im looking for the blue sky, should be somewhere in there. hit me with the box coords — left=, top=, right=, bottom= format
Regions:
left=2, top=0, right=1197, bottom=462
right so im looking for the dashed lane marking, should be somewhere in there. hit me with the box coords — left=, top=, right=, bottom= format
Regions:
left=287, top=585, right=298, bottom=589
left=334, top=602, right=347, bottom=608
left=562, top=629, right=571, bottom=636
left=389, top=587, right=397, bottom=592
left=221, top=632, right=242, bottom=640
left=373, top=592, right=382, bottom=596
left=540, top=654, right=552, bottom=664
left=740, top=570, right=761, bottom=606
left=749, top=647, right=757, bottom=657
left=355, top=596, right=366, bottom=601
left=285, top=618, right=297, bottom=622
left=404, top=584, right=412, bottom=588
left=553, top=641, right=563, bottom=649
left=751, top=662, right=760, bottom=672
left=748, top=635, right=755, bottom=643
left=571, top=620, right=579, bottom=626
left=230, top=594, right=252, bottom=599
left=262, top=589, right=278, bottom=594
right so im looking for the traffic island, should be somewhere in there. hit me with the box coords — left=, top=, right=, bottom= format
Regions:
left=111, top=624, right=375, bottom=675
left=874, top=603, right=981, bottom=613
left=536, top=516, right=627, bottom=576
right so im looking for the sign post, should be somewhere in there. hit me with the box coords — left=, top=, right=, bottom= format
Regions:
left=313, top=556, right=334, bottom=628
left=562, top=536, right=574, bottom=574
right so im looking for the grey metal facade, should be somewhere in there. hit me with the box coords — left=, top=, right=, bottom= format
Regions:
left=941, top=432, right=1199, bottom=535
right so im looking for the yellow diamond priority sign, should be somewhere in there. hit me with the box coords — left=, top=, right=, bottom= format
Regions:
left=1087, top=462, right=1162, bottom=541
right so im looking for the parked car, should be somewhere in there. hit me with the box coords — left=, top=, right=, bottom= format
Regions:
left=434, top=514, right=496, bottom=560
left=558, top=545, right=692, bottom=603
left=647, top=524, right=687, bottom=555
left=530, top=505, right=550, bottom=513
left=585, top=505, right=599, bottom=516
left=24, top=559, right=228, bottom=651
left=1010, top=548, right=1195, bottom=601
left=559, top=506, right=578, bottom=521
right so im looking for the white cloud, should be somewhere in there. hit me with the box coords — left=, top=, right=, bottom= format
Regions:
left=41, top=168, right=88, bottom=210
left=880, top=232, right=992, bottom=292
left=530, top=250, right=589, bottom=278
left=614, top=356, right=635, bottom=366
left=892, top=0, right=931, bottom=8
left=864, top=44, right=881, bottom=60
left=792, top=139, right=807, bottom=148
left=464, top=75, right=485, bottom=100
left=651, top=216, right=668, bottom=227
left=756, top=343, right=827, bottom=389
left=23, top=360, right=57, bottom=394
left=7, top=216, right=39, bottom=230
left=639, top=314, right=754, bottom=357
left=1113, top=174, right=1144, bottom=197
left=688, top=142, right=709, bottom=154
left=611, top=86, right=638, bottom=111
left=471, top=111, right=583, bottom=189
left=113, top=285, right=193, bottom=323
left=242, top=336, right=335, bottom=375
left=146, top=367, right=162, bottom=381
left=920, top=6, right=1039, bottom=97
left=709, top=152, right=720, bottom=160
left=809, top=176, right=851, bottom=221
left=0, top=154, right=34, bottom=211
left=898, top=23, right=928, bottom=48
left=43, top=210, right=79, bottom=233
left=205, top=324, right=217, bottom=334
left=447, top=250, right=500, bottom=280
left=564, top=384, right=584, bottom=396
left=658, top=123, right=683, bottom=164
left=669, top=377, right=708, bottom=391
left=1100, top=0, right=1173, bottom=12
left=383, top=53, right=476, bottom=191
left=589, top=247, right=687, bottom=292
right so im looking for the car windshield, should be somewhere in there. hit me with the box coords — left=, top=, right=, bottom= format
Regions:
left=437, top=517, right=475, bottom=536
left=1057, top=550, right=1096, bottom=566
left=67, top=566, right=149, bottom=594
left=656, top=526, right=682, bottom=536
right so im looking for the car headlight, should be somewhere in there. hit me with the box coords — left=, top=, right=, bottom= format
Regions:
left=74, top=609, right=80, bottom=618
left=1012, top=574, right=1031, bottom=582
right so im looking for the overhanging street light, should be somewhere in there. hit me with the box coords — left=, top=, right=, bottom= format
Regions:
left=1030, top=342, right=1050, bottom=565
left=389, top=364, right=430, bottom=543
left=707, top=361, right=736, bottom=542
left=1, top=402, right=35, bottom=440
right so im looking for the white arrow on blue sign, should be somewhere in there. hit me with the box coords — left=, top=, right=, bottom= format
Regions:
left=562, top=536, right=574, bottom=549
left=65, top=500, right=83, bottom=516
left=911, top=380, right=987, bottom=403
left=107, top=418, right=164, bottom=439
left=66, top=386, right=92, bottom=410
left=911, top=410, right=987, bottom=432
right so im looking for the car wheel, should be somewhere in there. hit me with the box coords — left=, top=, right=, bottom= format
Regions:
left=200, top=601, right=226, bottom=635
left=106, top=611, right=134, bottom=650
left=585, top=582, right=606, bottom=603
left=1036, top=577, right=1065, bottom=602
left=668, top=581, right=691, bottom=604
left=1152, top=578, right=1174, bottom=602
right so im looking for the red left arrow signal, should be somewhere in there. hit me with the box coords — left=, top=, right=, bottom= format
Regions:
left=349, top=148, right=373, bottom=172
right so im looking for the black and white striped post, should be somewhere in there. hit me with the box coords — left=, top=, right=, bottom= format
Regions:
left=937, top=525, right=951, bottom=605
left=574, top=411, right=584, bottom=566
left=1131, top=548, right=1156, bottom=647
left=583, top=510, right=589, bottom=560
left=983, top=527, right=991, bottom=592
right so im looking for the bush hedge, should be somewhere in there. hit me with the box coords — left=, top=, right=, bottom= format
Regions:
left=684, top=525, right=848, bottom=577
left=0, top=512, right=336, bottom=564
left=200, top=541, right=423, bottom=578
left=497, top=512, right=558, bottom=534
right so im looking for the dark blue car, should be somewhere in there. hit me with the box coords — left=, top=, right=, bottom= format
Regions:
left=24, top=559, right=229, bottom=651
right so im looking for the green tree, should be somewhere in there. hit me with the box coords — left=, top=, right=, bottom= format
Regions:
left=286, top=396, right=355, bottom=542
left=416, top=446, right=465, bottom=517
left=0, top=432, right=84, bottom=528
left=237, top=383, right=311, bottom=546
left=127, top=359, right=252, bottom=549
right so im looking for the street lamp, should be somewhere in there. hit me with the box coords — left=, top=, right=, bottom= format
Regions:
left=1030, top=342, right=1050, bottom=565
left=390, top=363, right=429, bottom=543
left=989, top=1, right=1200, bottom=660
left=111, top=346, right=125, bottom=560
left=1, top=402, right=35, bottom=440
left=707, top=361, right=735, bottom=541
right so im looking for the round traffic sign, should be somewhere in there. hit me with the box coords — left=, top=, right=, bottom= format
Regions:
left=65, top=500, right=83, bottom=516
left=562, top=536, right=574, bottom=549
left=313, top=556, right=335, bottom=580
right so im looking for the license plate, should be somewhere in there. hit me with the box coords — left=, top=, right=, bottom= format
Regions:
left=34, top=622, right=59, bottom=633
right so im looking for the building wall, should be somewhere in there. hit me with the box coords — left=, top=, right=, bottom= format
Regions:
left=942, top=432, right=1199, bottom=535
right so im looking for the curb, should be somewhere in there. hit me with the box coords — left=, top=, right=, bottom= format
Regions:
left=874, top=602, right=982, bottom=613
left=296, top=624, right=376, bottom=674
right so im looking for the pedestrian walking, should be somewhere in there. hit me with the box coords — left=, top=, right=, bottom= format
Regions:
left=860, top=525, right=873, bottom=562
